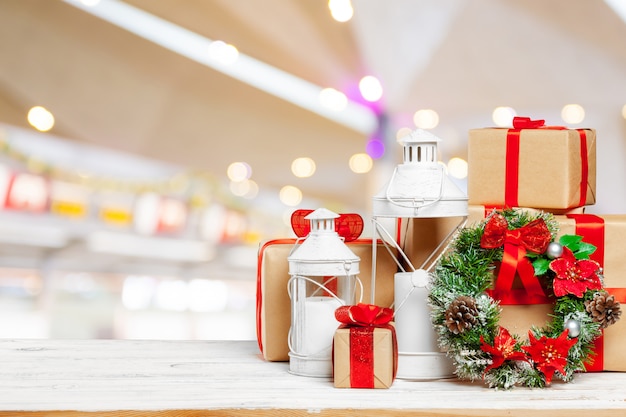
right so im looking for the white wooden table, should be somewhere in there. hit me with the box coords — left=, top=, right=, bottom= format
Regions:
left=1, top=339, right=625, bottom=417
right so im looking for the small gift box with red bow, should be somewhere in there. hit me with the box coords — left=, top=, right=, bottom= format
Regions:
left=332, top=303, right=398, bottom=389
left=468, top=117, right=596, bottom=210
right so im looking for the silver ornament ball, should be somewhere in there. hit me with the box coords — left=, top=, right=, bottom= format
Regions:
left=565, top=319, right=581, bottom=338
left=547, top=242, right=564, bottom=259
left=477, top=292, right=490, bottom=302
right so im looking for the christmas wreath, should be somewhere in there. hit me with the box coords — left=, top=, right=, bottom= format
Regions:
left=429, top=209, right=622, bottom=389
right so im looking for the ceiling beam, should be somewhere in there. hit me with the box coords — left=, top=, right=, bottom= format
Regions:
left=63, top=0, right=378, bottom=136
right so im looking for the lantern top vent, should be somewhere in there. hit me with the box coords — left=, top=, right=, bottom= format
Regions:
left=398, top=128, right=441, bottom=166
left=305, top=208, right=339, bottom=234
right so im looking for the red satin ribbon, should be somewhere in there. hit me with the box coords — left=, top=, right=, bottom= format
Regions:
left=577, top=130, right=589, bottom=207
left=335, top=304, right=397, bottom=388
left=504, top=117, right=588, bottom=208
left=504, top=130, right=521, bottom=207
left=567, top=214, right=606, bottom=371
left=481, top=213, right=552, bottom=305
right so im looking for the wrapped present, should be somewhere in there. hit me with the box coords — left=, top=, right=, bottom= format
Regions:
left=468, top=117, right=596, bottom=210
left=256, top=238, right=398, bottom=361
left=398, top=216, right=467, bottom=271
left=556, top=214, right=626, bottom=371
left=333, top=304, right=397, bottom=389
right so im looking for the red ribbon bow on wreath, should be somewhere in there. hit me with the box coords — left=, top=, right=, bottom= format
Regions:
left=480, top=213, right=552, bottom=304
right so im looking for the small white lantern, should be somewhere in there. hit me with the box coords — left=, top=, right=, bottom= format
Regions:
left=371, top=129, right=468, bottom=380
left=288, top=208, right=360, bottom=377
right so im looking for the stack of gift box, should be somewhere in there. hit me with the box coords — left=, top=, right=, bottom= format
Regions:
left=466, top=116, right=625, bottom=372
left=256, top=116, right=625, bottom=389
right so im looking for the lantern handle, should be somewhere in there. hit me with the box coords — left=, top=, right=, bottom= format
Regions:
left=287, top=275, right=363, bottom=304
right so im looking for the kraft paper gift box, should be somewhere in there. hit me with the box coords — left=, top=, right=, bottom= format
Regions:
left=556, top=214, right=626, bottom=371
left=256, top=239, right=398, bottom=362
left=467, top=123, right=596, bottom=210
left=398, top=216, right=468, bottom=271
left=333, top=326, right=397, bottom=389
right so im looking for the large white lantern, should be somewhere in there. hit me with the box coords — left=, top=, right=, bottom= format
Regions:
left=371, top=129, right=468, bottom=380
left=288, top=208, right=360, bottom=377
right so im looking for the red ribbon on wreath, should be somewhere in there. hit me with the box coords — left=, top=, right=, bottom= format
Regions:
left=334, top=303, right=397, bottom=388
left=481, top=213, right=552, bottom=305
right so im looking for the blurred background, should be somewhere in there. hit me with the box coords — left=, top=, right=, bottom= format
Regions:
left=0, top=0, right=625, bottom=340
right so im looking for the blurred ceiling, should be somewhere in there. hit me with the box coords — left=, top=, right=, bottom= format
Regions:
left=1, top=0, right=626, bottom=217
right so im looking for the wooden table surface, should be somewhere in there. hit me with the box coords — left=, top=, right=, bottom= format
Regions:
left=1, top=339, right=625, bottom=417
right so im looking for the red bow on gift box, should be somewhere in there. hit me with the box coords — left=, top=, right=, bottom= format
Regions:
left=290, top=209, right=364, bottom=242
left=335, top=303, right=394, bottom=326
left=480, top=213, right=552, bottom=304
left=512, top=116, right=546, bottom=129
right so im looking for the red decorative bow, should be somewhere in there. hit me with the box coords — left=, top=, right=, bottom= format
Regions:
left=335, top=303, right=394, bottom=327
left=481, top=213, right=551, bottom=254
left=290, top=209, right=363, bottom=242
left=480, top=213, right=552, bottom=304
left=512, top=116, right=545, bottom=129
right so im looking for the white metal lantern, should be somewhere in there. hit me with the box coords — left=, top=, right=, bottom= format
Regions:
left=287, top=208, right=361, bottom=377
left=371, top=128, right=468, bottom=380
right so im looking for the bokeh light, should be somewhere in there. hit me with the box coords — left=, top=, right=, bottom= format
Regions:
left=279, top=185, right=302, bottom=206
left=349, top=153, right=373, bottom=174
left=413, top=109, right=439, bottom=129
left=447, top=157, right=468, bottom=179
left=227, top=162, right=251, bottom=182
left=328, top=0, right=354, bottom=22
left=319, top=88, right=348, bottom=111
left=396, top=127, right=413, bottom=141
left=359, top=76, right=383, bottom=102
left=561, top=104, right=585, bottom=124
left=291, top=157, right=316, bottom=178
left=27, top=106, right=55, bottom=132
left=492, top=106, right=516, bottom=127
left=365, top=139, right=385, bottom=159
left=209, top=40, right=239, bottom=65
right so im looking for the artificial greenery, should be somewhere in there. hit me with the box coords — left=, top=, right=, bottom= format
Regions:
left=429, top=209, right=606, bottom=389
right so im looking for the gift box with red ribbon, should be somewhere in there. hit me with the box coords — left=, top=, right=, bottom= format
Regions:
left=332, top=304, right=398, bottom=389
left=468, top=117, right=596, bottom=210
left=556, top=214, right=626, bottom=371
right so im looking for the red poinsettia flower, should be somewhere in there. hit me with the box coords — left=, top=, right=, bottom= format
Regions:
left=522, top=329, right=577, bottom=384
left=479, top=326, right=528, bottom=373
left=549, top=247, right=602, bottom=298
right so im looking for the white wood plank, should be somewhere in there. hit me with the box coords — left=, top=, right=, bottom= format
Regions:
left=0, top=339, right=625, bottom=415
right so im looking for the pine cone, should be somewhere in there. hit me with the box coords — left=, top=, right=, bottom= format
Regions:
left=445, top=295, right=479, bottom=334
left=585, top=291, right=622, bottom=329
